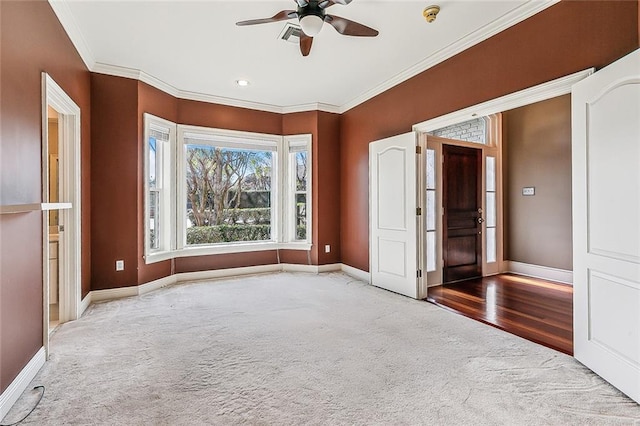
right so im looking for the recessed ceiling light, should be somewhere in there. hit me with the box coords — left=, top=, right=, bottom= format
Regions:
left=236, top=79, right=250, bottom=87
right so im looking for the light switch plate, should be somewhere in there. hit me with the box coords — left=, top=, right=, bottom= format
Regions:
left=325, top=245, right=331, bottom=253
left=116, top=260, right=124, bottom=271
left=522, top=187, right=535, bottom=196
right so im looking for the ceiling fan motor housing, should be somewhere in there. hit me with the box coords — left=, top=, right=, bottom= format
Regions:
left=298, top=0, right=326, bottom=19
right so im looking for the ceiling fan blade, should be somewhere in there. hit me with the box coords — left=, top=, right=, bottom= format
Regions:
left=318, top=0, right=353, bottom=8
left=236, top=10, right=297, bottom=26
left=295, top=0, right=309, bottom=6
left=300, top=33, right=313, bottom=56
left=325, top=15, right=378, bottom=37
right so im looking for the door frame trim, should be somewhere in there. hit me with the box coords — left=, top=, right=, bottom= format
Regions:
left=41, top=73, right=82, bottom=357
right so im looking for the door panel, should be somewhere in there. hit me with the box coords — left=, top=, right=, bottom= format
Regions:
left=572, top=48, right=639, bottom=403
left=443, top=145, right=482, bottom=283
left=370, top=132, right=420, bottom=298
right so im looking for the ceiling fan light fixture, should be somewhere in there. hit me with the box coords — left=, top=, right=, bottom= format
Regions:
left=299, top=14, right=324, bottom=36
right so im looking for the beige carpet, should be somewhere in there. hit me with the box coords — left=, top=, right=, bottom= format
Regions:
left=4, top=272, right=640, bottom=425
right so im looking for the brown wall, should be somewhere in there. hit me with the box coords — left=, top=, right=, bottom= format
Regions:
left=503, top=95, right=573, bottom=270
left=340, top=0, right=639, bottom=271
left=178, top=99, right=282, bottom=135
left=175, top=251, right=279, bottom=273
left=91, top=74, right=139, bottom=290
left=0, top=0, right=92, bottom=393
left=316, top=112, right=341, bottom=265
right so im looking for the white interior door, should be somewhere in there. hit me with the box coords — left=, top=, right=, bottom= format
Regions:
left=572, top=48, right=640, bottom=403
left=370, top=132, right=422, bottom=298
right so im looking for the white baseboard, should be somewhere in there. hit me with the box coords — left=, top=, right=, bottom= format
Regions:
left=79, top=293, right=91, bottom=316
left=317, top=263, right=342, bottom=273
left=282, top=263, right=342, bottom=274
left=91, top=286, right=138, bottom=303
left=178, top=264, right=281, bottom=283
left=505, top=261, right=573, bottom=285
left=138, top=275, right=178, bottom=295
left=340, top=264, right=370, bottom=283
left=0, top=347, right=46, bottom=420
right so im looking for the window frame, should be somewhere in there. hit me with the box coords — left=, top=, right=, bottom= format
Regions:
left=176, top=124, right=282, bottom=254
left=143, top=113, right=176, bottom=263
left=283, top=135, right=312, bottom=245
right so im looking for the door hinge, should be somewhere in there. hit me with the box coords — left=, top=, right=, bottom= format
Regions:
left=417, top=269, right=422, bottom=278
left=416, top=207, right=422, bottom=216
left=416, top=145, right=422, bottom=154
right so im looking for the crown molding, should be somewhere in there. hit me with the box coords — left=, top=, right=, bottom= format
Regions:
left=177, top=89, right=289, bottom=114
left=338, top=0, right=561, bottom=113
left=92, top=62, right=341, bottom=114
left=51, top=0, right=559, bottom=115
left=48, top=0, right=96, bottom=69
left=281, top=103, right=341, bottom=114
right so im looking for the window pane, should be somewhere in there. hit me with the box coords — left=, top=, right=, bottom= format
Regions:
left=426, top=190, right=436, bottom=231
left=149, top=137, right=157, bottom=188
left=486, top=192, right=496, bottom=227
left=149, top=191, right=159, bottom=250
left=295, top=152, right=307, bottom=192
left=426, top=149, right=435, bottom=190
left=185, top=144, right=273, bottom=245
left=486, top=227, right=496, bottom=263
left=426, top=231, right=436, bottom=272
left=486, top=156, right=496, bottom=192
left=295, top=193, right=307, bottom=240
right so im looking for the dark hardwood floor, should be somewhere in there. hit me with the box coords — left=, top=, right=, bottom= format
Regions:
left=427, top=274, right=573, bottom=355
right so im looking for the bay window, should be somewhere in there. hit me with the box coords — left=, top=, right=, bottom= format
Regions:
left=143, top=114, right=312, bottom=262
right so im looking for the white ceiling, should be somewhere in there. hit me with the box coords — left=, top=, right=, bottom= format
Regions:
left=51, top=0, right=556, bottom=113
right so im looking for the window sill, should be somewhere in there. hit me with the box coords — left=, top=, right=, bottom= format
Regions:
left=144, top=242, right=312, bottom=264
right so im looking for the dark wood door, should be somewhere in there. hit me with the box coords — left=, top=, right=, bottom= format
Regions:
left=443, top=145, right=482, bottom=283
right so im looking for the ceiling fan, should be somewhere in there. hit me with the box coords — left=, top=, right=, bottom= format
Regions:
left=236, top=0, right=379, bottom=57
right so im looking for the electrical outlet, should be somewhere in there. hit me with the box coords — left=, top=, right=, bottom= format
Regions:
left=115, top=260, right=124, bottom=271
left=325, top=245, right=331, bottom=253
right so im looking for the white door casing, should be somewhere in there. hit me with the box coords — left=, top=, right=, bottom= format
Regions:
left=42, top=73, right=82, bottom=355
left=572, top=48, right=640, bottom=403
left=370, top=132, right=423, bottom=298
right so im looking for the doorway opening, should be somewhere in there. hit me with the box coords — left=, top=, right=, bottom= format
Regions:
left=42, top=73, right=82, bottom=356
left=422, top=97, right=575, bottom=354
left=47, top=106, right=61, bottom=332
left=422, top=114, right=502, bottom=287
left=413, top=72, right=588, bottom=354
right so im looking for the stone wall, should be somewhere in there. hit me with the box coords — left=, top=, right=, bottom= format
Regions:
left=430, top=117, right=487, bottom=144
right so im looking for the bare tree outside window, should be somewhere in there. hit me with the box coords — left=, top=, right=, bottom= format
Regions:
left=185, top=144, right=273, bottom=244
left=295, top=151, right=308, bottom=240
